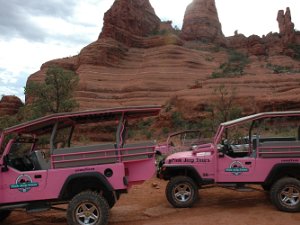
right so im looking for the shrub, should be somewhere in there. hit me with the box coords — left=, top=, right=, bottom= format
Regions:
left=289, top=44, right=300, bottom=60
left=210, top=49, right=249, bottom=79
left=266, top=63, right=300, bottom=74
left=171, top=112, right=185, bottom=129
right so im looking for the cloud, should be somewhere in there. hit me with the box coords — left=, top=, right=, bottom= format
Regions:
left=0, top=68, right=27, bottom=102
left=0, top=0, right=78, bottom=42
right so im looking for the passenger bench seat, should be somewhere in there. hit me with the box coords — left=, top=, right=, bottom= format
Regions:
left=30, top=151, right=50, bottom=170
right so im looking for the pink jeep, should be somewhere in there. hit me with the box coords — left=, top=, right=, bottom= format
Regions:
left=0, top=106, right=160, bottom=225
left=158, top=111, right=300, bottom=212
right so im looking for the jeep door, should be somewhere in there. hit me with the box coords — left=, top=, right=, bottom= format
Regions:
left=0, top=139, right=48, bottom=204
left=217, top=154, right=256, bottom=183
left=216, top=123, right=257, bottom=183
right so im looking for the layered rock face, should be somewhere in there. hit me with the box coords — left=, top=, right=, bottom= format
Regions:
left=0, top=96, right=23, bottom=117
left=26, top=0, right=300, bottom=119
left=181, top=0, right=226, bottom=46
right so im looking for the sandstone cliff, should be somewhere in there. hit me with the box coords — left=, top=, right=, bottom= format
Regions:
left=26, top=0, right=300, bottom=120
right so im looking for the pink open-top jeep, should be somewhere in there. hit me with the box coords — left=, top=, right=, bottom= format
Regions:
left=158, top=111, right=300, bottom=212
left=0, top=105, right=160, bottom=225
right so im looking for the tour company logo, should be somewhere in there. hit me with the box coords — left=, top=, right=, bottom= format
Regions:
left=225, top=161, right=249, bottom=176
left=10, top=174, right=39, bottom=193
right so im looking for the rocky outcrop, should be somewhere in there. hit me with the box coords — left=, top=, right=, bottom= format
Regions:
left=181, top=0, right=226, bottom=46
left=0, top=96, right=23, bottom=117
left=227, top=7, right=300, bottom=57
left=277, top=7, right=295, bottom=45
left=247, top=35, right=266, bottom=56
left=100, top=0, right=161, bottom=47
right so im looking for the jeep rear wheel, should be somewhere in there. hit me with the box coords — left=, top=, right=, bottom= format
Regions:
left=270, top=177, right=300, bottom=212
left=67, top=191, right=109, bottom=225
left=0, top=210, right=11, bottom=222
left=166, top=176, right=198, bottom=208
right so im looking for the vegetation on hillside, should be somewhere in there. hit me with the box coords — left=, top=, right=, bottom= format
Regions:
left=161, top=85, right=242, bottom=139
left=289, top=44, right=300, bottom=60
left=211, top=50, right=249, bottom=79
left=200, top=85, right=242, bottom=135
left=266, top=63, right=300, bottom=74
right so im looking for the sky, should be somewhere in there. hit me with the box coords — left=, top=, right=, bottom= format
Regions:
left=0, top=0, right=299, bottom=102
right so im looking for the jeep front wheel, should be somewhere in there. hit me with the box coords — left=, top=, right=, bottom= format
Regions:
left=67, top=191, right=109, bottom=225
left=270, top=177, right=300, bottom=212
left=166, top=176, right=198, bottom=208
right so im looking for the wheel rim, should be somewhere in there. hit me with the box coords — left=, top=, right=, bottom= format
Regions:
left=173, top=183, right=193, bottom=203
left=75, top=202, right=99, bottom=225
left=279, top=185, right=300, bottom=208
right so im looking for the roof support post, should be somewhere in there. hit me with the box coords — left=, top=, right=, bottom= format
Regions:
left=50, top=122, right=59, bottom=154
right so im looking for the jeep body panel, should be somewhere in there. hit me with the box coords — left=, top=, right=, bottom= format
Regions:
left=162, top=144, right=215, bottom=183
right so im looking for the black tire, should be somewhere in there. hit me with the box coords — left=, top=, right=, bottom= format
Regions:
left=67, top=191, right=109, bottom=225
left=0, top=210, right=11, bottom=222
left=166, top=176, right=198, bottom=208
left=261, top=184, right=270, bottom=191
left=105, top=191, right=118, bottom=209
left=270, top=177, right=300, bottom=212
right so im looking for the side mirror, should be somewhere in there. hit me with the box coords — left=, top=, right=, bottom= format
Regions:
left=1, top=155, right=9, bottom=172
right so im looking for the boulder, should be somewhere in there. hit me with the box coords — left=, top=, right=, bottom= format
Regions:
left=0, top=96, right=23, bottom=117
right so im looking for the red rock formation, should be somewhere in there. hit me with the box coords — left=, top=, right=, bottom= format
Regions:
left=277, top=7, right=295, bottom=45
left=100, top=0, right=161, bottom=47
left=181, top=0, right=226, bottom=46
left=26, top=1, right=300, bottom=121
left=0, top=96, right=23, bottom=117
left=227, top=8, right=300, bottom=57
left=227, top=34, right=266, bottom=56
left=247, top=35, right=266, bottom=56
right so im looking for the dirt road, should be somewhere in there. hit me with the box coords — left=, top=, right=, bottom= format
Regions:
left=3, top=177, right=300, bottom=225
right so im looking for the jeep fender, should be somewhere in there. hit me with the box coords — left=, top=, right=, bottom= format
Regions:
left=161, top=165, right=203, bottom=187
left=59, top=172, right=114, bottom=200
left=264, top=163, right=300, bottom=188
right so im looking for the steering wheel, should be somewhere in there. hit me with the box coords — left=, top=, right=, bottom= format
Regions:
left=221, top=139, right=233, bottom=155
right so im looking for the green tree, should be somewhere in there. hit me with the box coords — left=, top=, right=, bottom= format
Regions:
left=25, top=66, right=79, bottom=118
